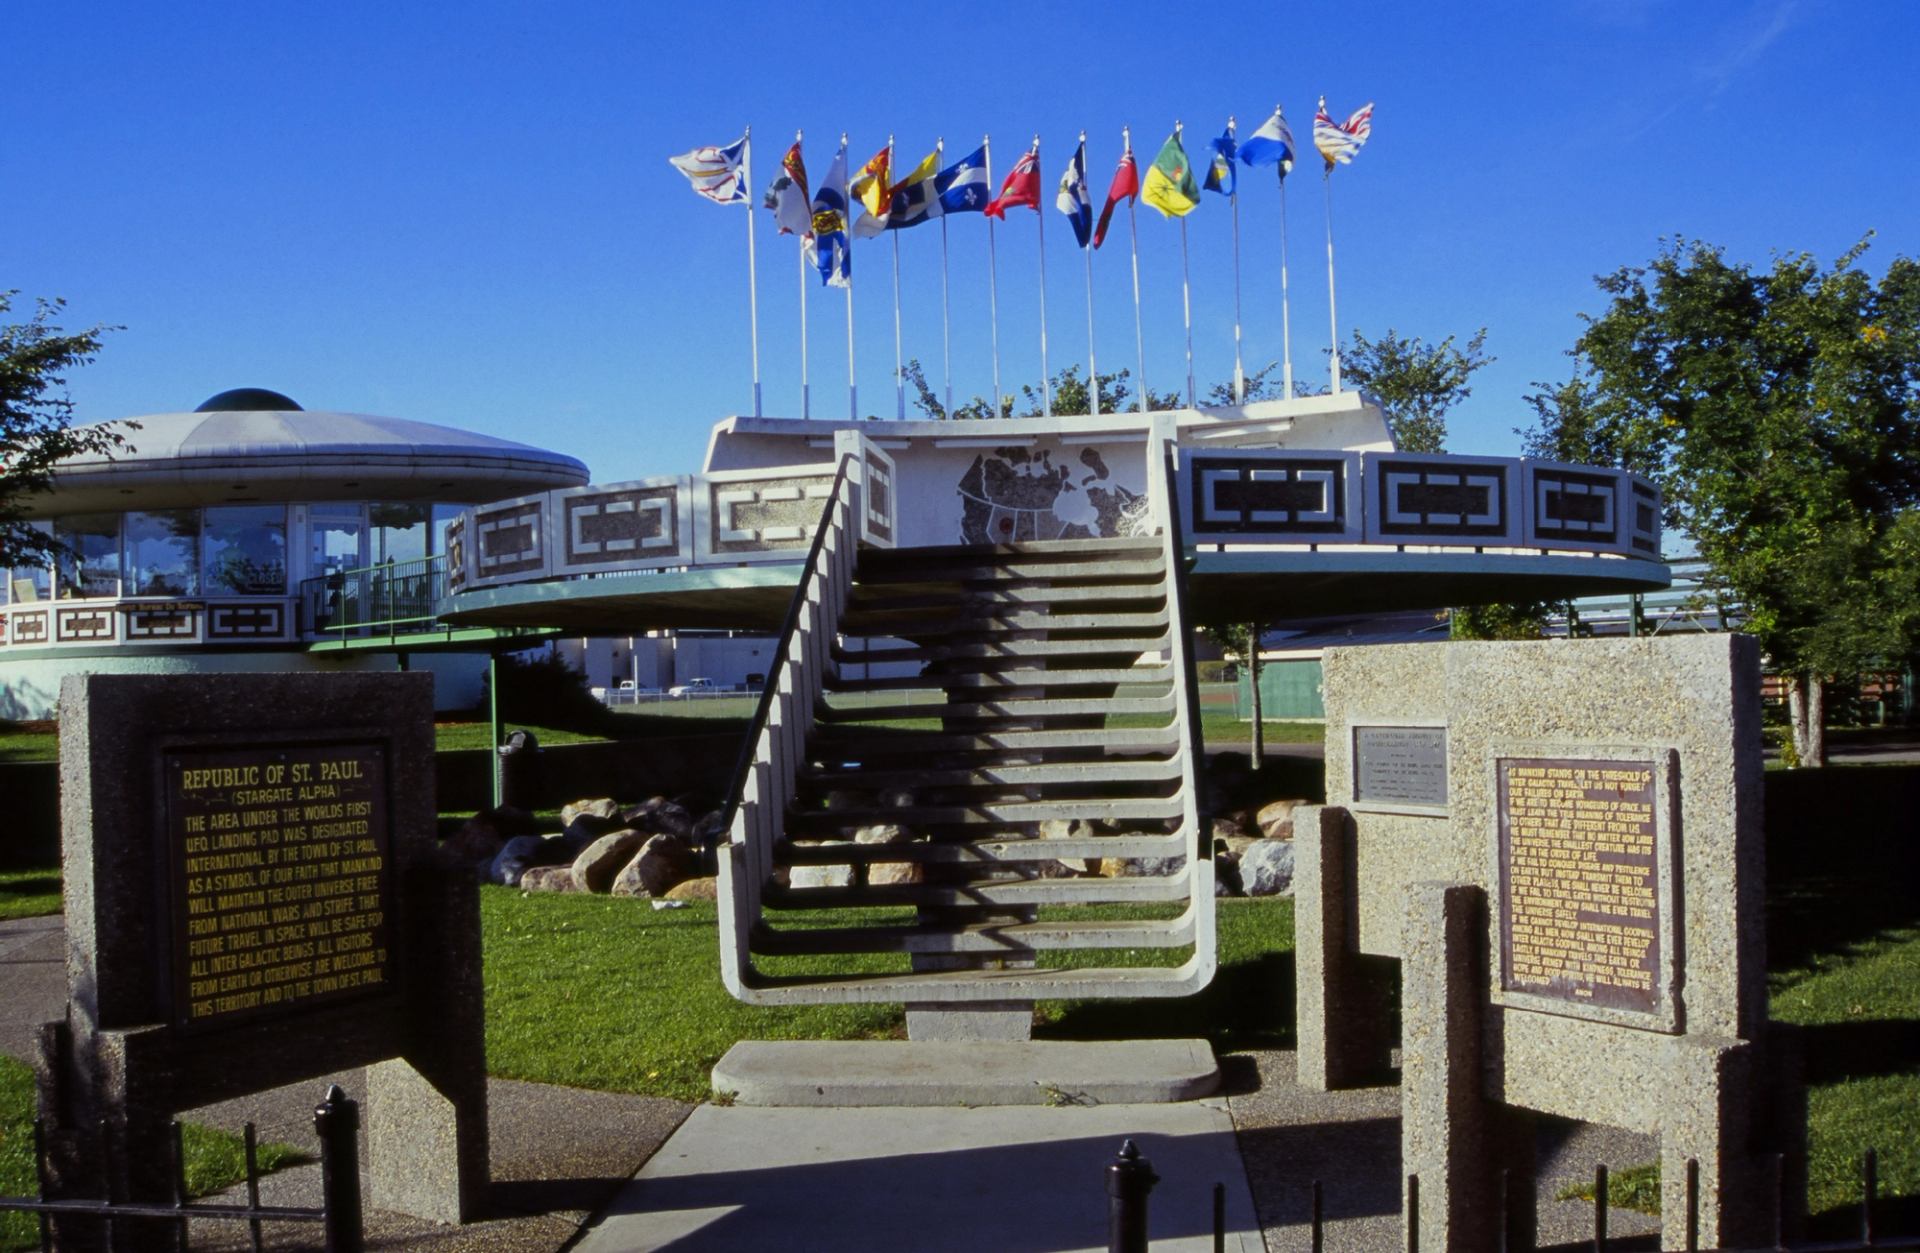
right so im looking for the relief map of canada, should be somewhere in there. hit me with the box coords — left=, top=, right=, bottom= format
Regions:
left=955, top=444, right=1152, bottom=544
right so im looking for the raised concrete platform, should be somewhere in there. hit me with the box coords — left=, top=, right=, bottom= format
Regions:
left=576, top=1100, right=1261, bottom=1252
left=711, top=1039, right=1220, bottom=1107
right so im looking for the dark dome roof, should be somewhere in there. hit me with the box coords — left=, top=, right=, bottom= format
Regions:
left=196, top=387, right=303, bottom=412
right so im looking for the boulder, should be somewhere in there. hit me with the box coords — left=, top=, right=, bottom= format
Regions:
left=1133, top=855, right=1188, bottom=877
left=1209, top=815, right=1250, bottom=843
left=1240, top=839, right=1296, bottom=897
left=693, top=809, right=728, bottom=844
left=1214, top=853, right=1244, bottom=897
left=1037, top=817, right=1098, bottom=875
left=571, top=828, right=648, bottom=893
left=519, top=866, right=579, bottom=893
left=1098, top=857, right=1141, bottom=879
left=609, top=832, right=699, bottom=898
left=855, top=824, right=923, bottom=886
left=490, top=835, right=548, bottom=887
left=788, top=840, right=855, bottom=890
left=665, top=876, right=719, bottom=902
left=642, top=802, right=695, bottom=838
left=621, top=795, right=671, bottom=825
left=561, top=798, right=621, bottom=827
left=877, top=787, right=916, bottom=810
left=562, top=812, right=624, bottom=848
left=441, top=818, right=506, bottom=869
left=1256, top=799, right=1303, bottom=841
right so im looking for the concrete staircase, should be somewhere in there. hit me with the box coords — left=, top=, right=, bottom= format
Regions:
left=718, top=510, right=1215, bottom=1012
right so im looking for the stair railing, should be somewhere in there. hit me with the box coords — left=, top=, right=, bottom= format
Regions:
left=718, top=433, right=884, bottom=995
left=1149, top=427, right=1219, bottom=981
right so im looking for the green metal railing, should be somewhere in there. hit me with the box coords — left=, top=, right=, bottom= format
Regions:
left=300, top=556, right=446, bottom=641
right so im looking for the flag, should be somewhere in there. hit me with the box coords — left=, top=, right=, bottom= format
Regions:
left=850, top=144, right=893, bottom=238
left=763, top=140, right=812, bottom=237
left=808, top=142, right=851, bottom=287
left=985, top=145, right=1041, bottom=218
left=1238, top=107, right=1296, bottom=176
left=668, top=135, right=749, bottom=204
left=1056, top=140, right=1092, bottom=248
left=886, top=148, right=943, bottom=229
left=936, top=144, right=990, bottom=213
left=1314, top=97, right=1374, bottom=168
left=1140, top=129, right=1200, bottom=218
left=1092, top=141, right=1138, bottom=249
left=1203, top=122, right=1237, bottom=197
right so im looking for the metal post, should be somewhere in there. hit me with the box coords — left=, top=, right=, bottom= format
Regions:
left=1685, top=1158, right=1700, bottom=1252
left=488, top=652, right=502, bottom=808
left=1310, top=1179, right=1323, bottom=1253
left=314, top=1085, right=363, bottom=1253
left=1406, top=1173, right=1419, bottom=1253
left=1862, top=1148, right=1878, bottom=1245
left=1593, top=1163, right=1608, bottom=1252
left=1106, top=1138, right=1158, bottom=1253
left=1212, top=1180, right=1225, bottom=1252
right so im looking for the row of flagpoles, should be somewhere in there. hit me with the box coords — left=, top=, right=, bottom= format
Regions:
left=669, top=99, right=1375, bottom=422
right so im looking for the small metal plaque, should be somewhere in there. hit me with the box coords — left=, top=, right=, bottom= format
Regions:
left=1353, top=726, right=1448, bottom=810
left=1497, top=757, right=1660, bottom=1016
left=166, top=742, right=394, bottom=1028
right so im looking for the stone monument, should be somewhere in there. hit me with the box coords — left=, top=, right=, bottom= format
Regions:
left=38, top=672, right=488, bottom=1246
left=1294, top=635, right=1799, bottom=1250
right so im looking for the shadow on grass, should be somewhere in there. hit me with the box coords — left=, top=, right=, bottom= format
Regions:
left=1038, top=947, right=1296, bottom=1052
left=1766, top=766, right=1920, bottom=971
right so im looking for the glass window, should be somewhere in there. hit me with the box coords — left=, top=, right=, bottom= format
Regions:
left=369, top=502, right=428, bottom=565
left=6, top=524, right=53, bottom=604
left=124, top=510, right=200, bottom=596
left=53, top=513, right=121, bottom=599
left=432, top=503, right=465, bottom=557
left=203, top=505, right=287, bottom=595
left=309, top=504, right=366, bottom=580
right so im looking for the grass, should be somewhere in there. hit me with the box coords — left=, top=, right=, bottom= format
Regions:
left=0, top=871, right=61, bottom=922
left=0, top=1055, right=307, bottom=1251
left=0, top=728, right=56, bottom=766
left=479, top=891, right=1294, bottom=1103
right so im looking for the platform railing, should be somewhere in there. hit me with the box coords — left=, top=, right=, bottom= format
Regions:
left=298, top=555, right=446, bottom=641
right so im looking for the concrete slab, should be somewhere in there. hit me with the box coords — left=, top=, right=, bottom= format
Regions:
left=712, top=1038, right=1220, bottom=1107
left=577, top=1100, right=1262, bottom=1252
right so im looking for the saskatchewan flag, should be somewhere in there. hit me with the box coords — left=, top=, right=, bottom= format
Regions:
left=1140, top=128, right=1201, bottom=218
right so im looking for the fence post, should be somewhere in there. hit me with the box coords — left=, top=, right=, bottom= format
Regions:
left=1107, top=1138, right=1158, bottom=1253
left=314, top=1084, right=364, bottom=1253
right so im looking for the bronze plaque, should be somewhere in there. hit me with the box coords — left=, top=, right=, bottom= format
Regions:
left=1496, top=757, right=1659, bottom=1014
left=166, top=743, right=394, bottom=1028
left=1354, top=726, right=1448, bottom=808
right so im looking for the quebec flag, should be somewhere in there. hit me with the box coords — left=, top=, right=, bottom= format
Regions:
left=935, top=145, right=990, bottom=214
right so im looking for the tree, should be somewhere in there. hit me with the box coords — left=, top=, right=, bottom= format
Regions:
left=1521, top=237, right=1920, bottom=765
left=1200, top=621, right=1266, bottom=769
left=903, top=359, right=1185, bottom=421
left=1341, top=327, right=1493, bottom=452
left=2, top=294, right=128, bottom=567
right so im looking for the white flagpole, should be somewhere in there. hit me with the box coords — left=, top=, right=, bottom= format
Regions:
left=1078, top=133, right=1098, bottom=418
left=1125, top=127, right=1145, bottom=413
left=985, top=134, right=1003, bottom=418
left=885, top=136, right=904, bottom=420
left=843, top=133, right=857, bottom=420
left=795, top=129, right=810, bottom=419
left=1227, top=117, right=1246, bottom=406
left=937, top=138, right=952, bottom=418
left=743, top=127, right=763, bottom=417
left=1324, top=163, right=1341, bottom=393
left=1278, top=155, right=1294, bottom=401
left=1177, top=121, right=1196, bottom=409
left=1034, top=137, right=1052, bottom=419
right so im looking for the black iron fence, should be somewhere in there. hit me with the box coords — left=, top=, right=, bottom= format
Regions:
left=0, top=1085, right=364, bottom=1252
left=1106, top=1141, right=1918, bottom=1253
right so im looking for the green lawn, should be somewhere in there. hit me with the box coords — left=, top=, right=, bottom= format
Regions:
left=0, top=871, right=61, bottom=922
left=0, top=1056, right=307, bottom=1251
left=0, top=729, right=55, bottom=766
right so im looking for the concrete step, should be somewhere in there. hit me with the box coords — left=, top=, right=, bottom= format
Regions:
left=847, top=584, right=1165, bottom=613
left=722, top=957, right=1211, bottom=1005
left=818, top=694, right=1175, bottom=724
left=750, top=912, right=1196, bottom=955
left=837, top=607, right=1172, bottom=637
left=799, top=759, right=1182, bottom=790
left=710, top=1038, right=1219, bottom=1105
left=786, top=796, right=1183, bottom=833
left=831, top=635, right=1169, bottom=666
left=856, top=537, right=1161, bottom=567
left=810, top=726, right=1183, bottom=755
left=765, top=871, right=1189, bottom=910
left=826, top=666, right=1172, bottom=694
left=855, top=555, right=1165, bottom=584
left=775, top=832, right=1185, bottom=866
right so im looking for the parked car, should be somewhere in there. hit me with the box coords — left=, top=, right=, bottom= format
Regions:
left=667, top=677, right=716, bottom=698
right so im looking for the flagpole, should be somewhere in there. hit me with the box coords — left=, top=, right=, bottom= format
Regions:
left=743, top=127, right=763, bottom=418
left=1227, top=117, right=1246, bottom=406
left=1323, top=164, right=1341, bottom=394
left=985, top=134, right=1003, bottom=418
left=1034, top=136, right=1052, bottom=419
left=881, top=136, right=902, bottom=420
left=937, top=138, right=952, bottom=418
left=1078, top=132, right=1098, bottom=418
left=1125, top=127, right=1145, bottom=413
left=795, top=129, right=810, bottom=419
left=844, top=133, right=857, bottom=420
left=1278, top=157, right=1294, bottom=401
left=1176, top=120, right=1196, bottom=410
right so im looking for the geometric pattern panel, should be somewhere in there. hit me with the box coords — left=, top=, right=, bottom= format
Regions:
left=861, top=450, right=896, bottom=546
left=56, top=607, right=116, bottom=643
left=1366, top=455, right=1520, bottom=544
left=1629, top=478, right=1662, bottom=557
left=474, top=501, right=547, bottom=579
left=11, top=610, right=48, bottom=645
left=208, top=602, right=288, bottom=640
left=126, top=602, right=200, bottom=640
left=443, top=516, right=469, bottom=592
left=709, top=475, right=836, bottom=555
left=1185, top=452, right=1360, bottom=541
left=1525, top=464, right=1621, bottom=551
left=562, top=485, right=680, bottom=567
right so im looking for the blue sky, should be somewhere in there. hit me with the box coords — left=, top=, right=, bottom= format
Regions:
left=6, top=1, right=1916, bottom=483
